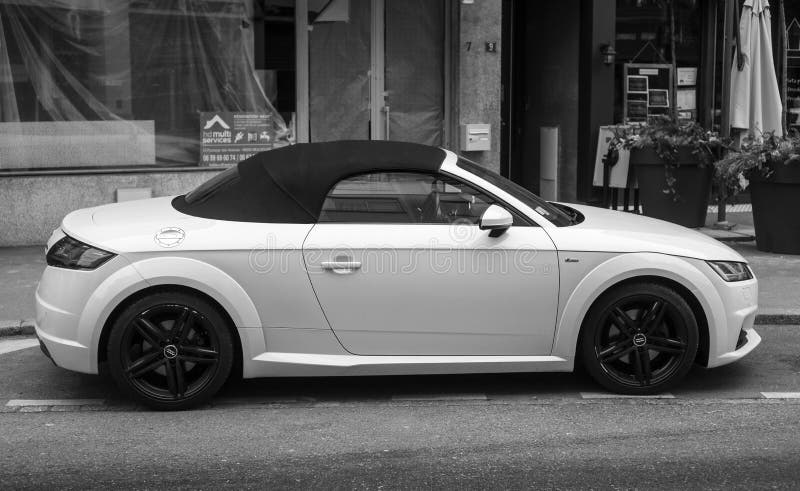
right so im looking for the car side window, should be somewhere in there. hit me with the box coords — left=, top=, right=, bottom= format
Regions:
left=318, top=171, right=530, bottom=225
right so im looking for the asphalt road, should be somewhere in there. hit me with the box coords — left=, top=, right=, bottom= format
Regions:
left=1, top=325, right=799, bottom=489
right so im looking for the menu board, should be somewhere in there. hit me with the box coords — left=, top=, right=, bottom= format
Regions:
left=623, top=63, right=674, bottom=124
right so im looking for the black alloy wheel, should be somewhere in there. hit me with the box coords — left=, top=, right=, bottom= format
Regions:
left=580, top=283, right=698, bottom=394
left=108, top=292, right=234, bottom=410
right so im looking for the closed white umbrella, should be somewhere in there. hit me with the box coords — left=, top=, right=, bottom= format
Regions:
left=730, top=0, right=783, bottom=137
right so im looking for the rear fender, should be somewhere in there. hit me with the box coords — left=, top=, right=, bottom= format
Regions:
left=79, top=256, right=262, bottom=374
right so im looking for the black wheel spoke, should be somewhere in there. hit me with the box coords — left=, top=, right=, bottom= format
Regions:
left=610, top=307, right=637, bottom=337
left=175, top=361, right=186, bottom=397
left=135, top=318, right=165, bottom=346
left=647, top=336, right=687, bottom=355
left=172, top=308, right=193, bottom=344
left=180, top=345, right=218, bottom=359
left=179, top=355, right=217, bottom=365
left=643, top=300, right=667, bottom=334
left=632, top=349, right=646, bottom=384
left=127, top=354, right=164, bottom=378
left=641, top=350, right=652, bottom=385
left=647, top=345, right=685, bottom=355
left=164, top=360, right=179, bottom=397
left=600, top=344, right=635, bottom=363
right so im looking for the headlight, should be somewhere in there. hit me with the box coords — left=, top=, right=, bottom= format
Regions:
left=46, top=235, right=115, bottom=270
left=707, top=261, right=753, bottom=282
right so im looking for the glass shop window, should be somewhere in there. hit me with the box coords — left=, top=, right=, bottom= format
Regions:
left=614, top=0, right=702, bottom=124
left=785, top=1, right=800, bottom=130
left=0, top=0, right=290, bottom=171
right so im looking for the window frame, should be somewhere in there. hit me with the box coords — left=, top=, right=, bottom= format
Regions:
left=317, top=169, right=536, bottom=227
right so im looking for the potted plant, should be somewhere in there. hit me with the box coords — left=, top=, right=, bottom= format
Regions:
left=715, top=132, right=800, bottom=254
left=612, top=116, right=726, bottom=228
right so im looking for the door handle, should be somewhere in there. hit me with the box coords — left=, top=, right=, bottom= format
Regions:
left=321, top=260, right=362, bottom=272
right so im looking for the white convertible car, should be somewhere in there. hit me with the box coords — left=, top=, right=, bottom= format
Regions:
left=36, top=141, right=760, bottom=410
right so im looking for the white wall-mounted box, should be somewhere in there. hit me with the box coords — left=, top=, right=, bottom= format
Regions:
left=460, top=123, right=491, bottom=151
left=116, top=187, right=153, bottom=202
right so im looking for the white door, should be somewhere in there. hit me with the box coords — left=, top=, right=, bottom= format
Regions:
left=302, top=171, right=560, bottom=356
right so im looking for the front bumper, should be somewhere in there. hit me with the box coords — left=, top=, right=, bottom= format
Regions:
left=696, top=260, right=761, bottom=368
left=712, top=326, right=761, bottom=366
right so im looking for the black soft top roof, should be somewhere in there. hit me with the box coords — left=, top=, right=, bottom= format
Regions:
left=172, top=140, right=447, bottom=223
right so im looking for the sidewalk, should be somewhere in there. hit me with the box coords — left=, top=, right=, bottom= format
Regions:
left=1, top=234, right=798, bottom=336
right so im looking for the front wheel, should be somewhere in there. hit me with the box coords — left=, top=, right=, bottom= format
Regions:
left=580, top=283, right=698, bottom=395
left=107, top=291, right=234, bottom=410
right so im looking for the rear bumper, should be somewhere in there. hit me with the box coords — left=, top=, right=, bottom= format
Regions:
left=34, top=255, right=134, bottom=375
left=35, top=332, right=57, bottom=366
left=35, top=292, right=92, bottom=373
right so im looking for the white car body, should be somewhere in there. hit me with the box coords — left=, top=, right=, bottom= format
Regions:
left=35, top=149, right=760, bottom=381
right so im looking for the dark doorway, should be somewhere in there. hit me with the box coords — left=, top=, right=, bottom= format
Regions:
left=506, top=0, right=581, bottom=201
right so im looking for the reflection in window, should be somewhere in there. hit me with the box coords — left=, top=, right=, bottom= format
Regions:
left=0, top=0, right=288, bottom=170
left=614, top=0, right=701, bottom=123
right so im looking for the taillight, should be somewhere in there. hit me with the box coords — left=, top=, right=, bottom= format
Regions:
left=46, top=236, right=115, bottom=270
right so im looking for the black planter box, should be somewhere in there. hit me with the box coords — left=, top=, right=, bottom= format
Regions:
left=630, top=147, right=712, bottom=229
left=750, top=163, right=800, bottom=254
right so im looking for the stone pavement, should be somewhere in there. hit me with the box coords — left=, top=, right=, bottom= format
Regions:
left=1, top=226, right=798, bottom=336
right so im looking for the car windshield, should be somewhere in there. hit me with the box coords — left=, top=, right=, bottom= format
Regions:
left=184, top=165, right=240, bottom=204
left=456, top=158, right=575, bottom=226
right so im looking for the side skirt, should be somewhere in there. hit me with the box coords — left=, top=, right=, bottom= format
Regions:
left=245, top=352, right=573, bottom=378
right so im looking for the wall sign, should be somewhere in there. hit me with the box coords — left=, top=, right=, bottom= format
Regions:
left=200, top=112, right=274, bottom=165
left=677, top=67, right=698, bottom=86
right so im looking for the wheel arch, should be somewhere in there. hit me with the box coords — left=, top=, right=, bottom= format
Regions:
left=96, top=284, right=244, bottom=378
left=552, top=253, right=723, bottom=365
left=573, top=275, right=710, bottom=367
left=79, top=256, right=263, bottom=374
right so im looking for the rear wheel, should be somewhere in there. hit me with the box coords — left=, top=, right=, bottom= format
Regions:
left=580, top=283, right=698, bottom=394
left=107, top=291, right=234, bottom=410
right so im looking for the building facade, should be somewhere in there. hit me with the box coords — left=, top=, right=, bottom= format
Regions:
left=0, top=0, right=795, bottom=245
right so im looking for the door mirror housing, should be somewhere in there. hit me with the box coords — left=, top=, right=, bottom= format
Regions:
left=479, top=204, right=513, bottom=237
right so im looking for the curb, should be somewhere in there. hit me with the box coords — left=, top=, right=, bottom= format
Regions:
left=713, top=234, right=756, bottom=243
left=0, top=314, right=798, bottom=339
left=0, top=319, right=35, bottom=338
left=754, top=314, right=800, bottom=325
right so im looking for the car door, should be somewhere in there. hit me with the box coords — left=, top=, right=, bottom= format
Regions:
left=302, top=171, right=560, bottom=356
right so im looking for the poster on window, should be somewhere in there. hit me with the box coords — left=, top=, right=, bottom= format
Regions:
left=789, top=69, right=800, bottom=128
left=623, top=63, right=674, bottom=124
left=200, top=112, right=274, bottom=166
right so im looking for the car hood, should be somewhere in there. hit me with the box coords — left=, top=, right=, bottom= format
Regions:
left=546, top=203, right=746, bottom=262
left=61, top=196, right=314, bottom=254
left=61, top=196, right=217, bottom=253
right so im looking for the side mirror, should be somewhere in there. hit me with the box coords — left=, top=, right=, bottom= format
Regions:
left=479, top=204, right=513, bottom=237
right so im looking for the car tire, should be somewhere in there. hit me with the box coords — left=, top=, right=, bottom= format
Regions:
left=107, top=291, right=234, bottom=410
left=579, top=282, right=699, bottom=395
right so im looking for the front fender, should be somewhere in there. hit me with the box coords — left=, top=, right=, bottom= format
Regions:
left=551, top=253, right=727, bottom=362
